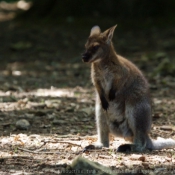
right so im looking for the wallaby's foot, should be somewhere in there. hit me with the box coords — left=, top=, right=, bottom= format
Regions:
left=117, top=144, right=148, bottom=153
left=117, top=144, right=132, bottom=153
left=83, top=144, right=96, bottom=152
left=83, top=142, right=106, bottom=152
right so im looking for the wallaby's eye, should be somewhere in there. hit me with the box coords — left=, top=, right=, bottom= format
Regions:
left=92, top=45, right=99, bottom=52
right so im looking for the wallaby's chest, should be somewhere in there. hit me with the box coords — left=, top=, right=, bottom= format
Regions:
left=92, top=66, right=114, bottom=94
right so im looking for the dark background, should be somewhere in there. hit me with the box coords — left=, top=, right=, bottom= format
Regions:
left=17, top=0, right=175, bottom=21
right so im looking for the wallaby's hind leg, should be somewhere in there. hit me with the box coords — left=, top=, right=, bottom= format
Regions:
left=117, top=101, right=151, bottom=152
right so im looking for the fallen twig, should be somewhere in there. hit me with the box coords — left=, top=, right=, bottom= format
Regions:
left=17, top=147, right=60, bottom=154
left=41, top=140, right=83, bottom=147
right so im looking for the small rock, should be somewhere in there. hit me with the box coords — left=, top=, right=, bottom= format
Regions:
left=153, top=99, right=162, bottom=104
left=16, top=119, right=30, bottom=130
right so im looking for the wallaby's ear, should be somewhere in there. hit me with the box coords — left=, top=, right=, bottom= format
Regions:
left=102, top=25, right=117, bottom=44
left=90, top=26, right=101, bottom=36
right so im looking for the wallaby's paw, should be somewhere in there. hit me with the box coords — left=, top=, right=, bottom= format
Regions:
left=99, top=95, right=109, bottom=111
left=108, top=87, right=116, bottom=101
left=117, top=144, right=132, bottom=153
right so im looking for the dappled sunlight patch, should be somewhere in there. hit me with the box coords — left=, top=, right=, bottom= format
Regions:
left=17, top=0, right=32, bottom=11
left=34, top=88, right=75, bottom=98
left=12, top=70, right=22, bottom=76
left=0, top=86, right=94, bottom=111
left=0, top=1, right=31, bottom=22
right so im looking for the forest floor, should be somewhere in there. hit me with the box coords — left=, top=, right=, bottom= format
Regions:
left=0, top=2, right=175, bottom=175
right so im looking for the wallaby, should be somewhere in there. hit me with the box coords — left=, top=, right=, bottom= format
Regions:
left=82, top=25, right=175, bottom=152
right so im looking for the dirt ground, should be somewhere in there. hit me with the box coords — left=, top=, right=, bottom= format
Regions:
left=0, top=2, right=175, bottom=175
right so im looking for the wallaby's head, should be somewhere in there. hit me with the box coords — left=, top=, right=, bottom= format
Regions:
left=82, top=25, right=117, bottom=63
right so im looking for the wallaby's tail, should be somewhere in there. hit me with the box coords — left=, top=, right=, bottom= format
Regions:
left=147, top=137, right=175, bottom=150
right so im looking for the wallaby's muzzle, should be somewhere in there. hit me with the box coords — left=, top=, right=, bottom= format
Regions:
left=82, top=52, right=91, bottom=62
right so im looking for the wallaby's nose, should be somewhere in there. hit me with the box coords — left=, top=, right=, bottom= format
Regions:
left=82, top=52, right=91, bottom=62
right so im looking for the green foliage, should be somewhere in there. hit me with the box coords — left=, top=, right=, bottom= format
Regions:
left=144, top=52, right=175, bottom=77
left=154, top=58, right=175, bottom=76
